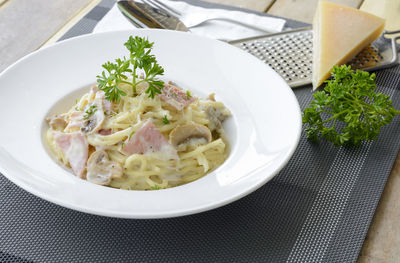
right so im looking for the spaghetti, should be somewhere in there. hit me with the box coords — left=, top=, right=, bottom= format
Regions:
left=46, top=81, right=231, bottom=190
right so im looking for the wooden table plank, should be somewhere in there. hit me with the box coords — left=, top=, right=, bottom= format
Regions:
left=41, top=0, right=101, bottom=48
left=358, top=152, right=400, bottom=262
left=201, top=0, right=275, bottom=12
left=266, top=0, right=363, bottom=24
left=0, top=0, right=92, bottom=72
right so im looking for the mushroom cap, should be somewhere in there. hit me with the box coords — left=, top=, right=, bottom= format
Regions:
left=169, top=124, right=212, bottom=148
left=47, top=115, right=67, bottom=131
left=86, top=150, right=122, bottom=185
left=81, top=92, right=105, bottom=134
left=207, top=93, right=216, bottom=101
left=203, top=102, right=231, bottom=133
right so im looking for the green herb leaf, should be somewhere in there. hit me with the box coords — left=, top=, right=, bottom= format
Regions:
left=151, top=185, right=161, bottom=190
left=96, top=60, right=129, bottom=102
left=128, top=130, right=135, bottom=141
left=97, top=36, right=164, bottom=102
left=126, top=36, right=164, bottom=98
left=162, top=115, right=169, bottom=125
left=303, top=65, right=400, bottom=146
left=83, top=105, right=97, bottom=120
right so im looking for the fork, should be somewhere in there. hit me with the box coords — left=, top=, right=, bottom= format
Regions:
left=142, top=0, right=273, bottom=34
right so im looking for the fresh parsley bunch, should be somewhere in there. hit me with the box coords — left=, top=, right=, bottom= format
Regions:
left=96, top=36, right=164, bottom=102
left=303, top=65, right=400, bottom=146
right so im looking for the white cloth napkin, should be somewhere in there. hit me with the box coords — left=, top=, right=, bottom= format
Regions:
left=93, top=1, right=285, bottom=41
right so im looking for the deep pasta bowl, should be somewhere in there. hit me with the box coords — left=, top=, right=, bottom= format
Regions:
left=0, top=29, right=301, bottom=218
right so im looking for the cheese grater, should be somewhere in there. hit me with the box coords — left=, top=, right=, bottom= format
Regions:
left=229, top=27, right=400, bottom=88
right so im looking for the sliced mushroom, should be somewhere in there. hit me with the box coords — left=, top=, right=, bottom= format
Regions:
left=81, top=93, right=105, bottom=134
left=46, top=115, right=67, bottom=131
left=205, top=104, right=231, bottom=133
left=169, top=124, right=212, bottom=151
left=86, top=150, right=123, bottom=186
left=207, top=93, right=216, bottom=101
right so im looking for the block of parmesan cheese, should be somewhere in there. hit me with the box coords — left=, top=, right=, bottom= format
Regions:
left=312, top=1, right=385, bottom=89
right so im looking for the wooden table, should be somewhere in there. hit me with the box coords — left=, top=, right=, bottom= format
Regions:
left=1, top=0, right=399, bottom=262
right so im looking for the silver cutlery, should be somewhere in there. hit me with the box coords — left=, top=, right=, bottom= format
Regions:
left=117, top=0, right=188, bottom=31
left=143, top=0, right=273, bottom=33
left=117, top=0, right=272, bottom=33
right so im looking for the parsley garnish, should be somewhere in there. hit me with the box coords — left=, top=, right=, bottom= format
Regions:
left=303, top=65, right=400, bottom=146
left=186, top=90, right=192, bottom=99
left=128, top=130, right=135, bottom=141
left=162, top=115, right=169, bottom=125
left=96, top=36, right=164, bottom=102
left=151, top=185, right=161, bottom=190
left=83, top=105, right=97, bottom=120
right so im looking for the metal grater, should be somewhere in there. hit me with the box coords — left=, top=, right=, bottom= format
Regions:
left=229, top=27, right=400, bottom=88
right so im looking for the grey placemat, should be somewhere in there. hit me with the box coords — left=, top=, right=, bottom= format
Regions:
left=1, top=0, right=399, bottom=262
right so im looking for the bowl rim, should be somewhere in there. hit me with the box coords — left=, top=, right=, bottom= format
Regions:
left=0, top=29, right=302, bottom=218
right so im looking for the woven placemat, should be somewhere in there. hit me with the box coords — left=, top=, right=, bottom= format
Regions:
left=1, top=0, right=399, bottom=262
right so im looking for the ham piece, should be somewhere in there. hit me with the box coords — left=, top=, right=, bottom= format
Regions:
left=98, top=129, right=112, bottom=135
left=53, top=132, right=88, bottom=178
left=65, top=110, right=84, bottom=131
left=159, top=83, right=195, bottom=111
left=122, top=120, right=178, bottom=159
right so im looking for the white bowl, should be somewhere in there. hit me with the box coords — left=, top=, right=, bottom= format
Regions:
left=0, top=29, right=301, bottom=218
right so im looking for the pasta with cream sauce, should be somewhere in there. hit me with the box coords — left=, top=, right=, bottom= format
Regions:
left=46, top=80, right=231, bottom=190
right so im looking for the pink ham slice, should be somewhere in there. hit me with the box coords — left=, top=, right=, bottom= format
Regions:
left=65, top=111, right=84, bottom=131
left=98, top=129, right=112, bottom=135
left=159, top=83, right=195, bottom=111
left=122, top=120, right=178, bottom=159
left=53, top=132, right=88, bottom=178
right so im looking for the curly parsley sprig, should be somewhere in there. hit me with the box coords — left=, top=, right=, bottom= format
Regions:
left=96, top=36, right=164, bottom=102
left=303, top=65, right=400, bottom=146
